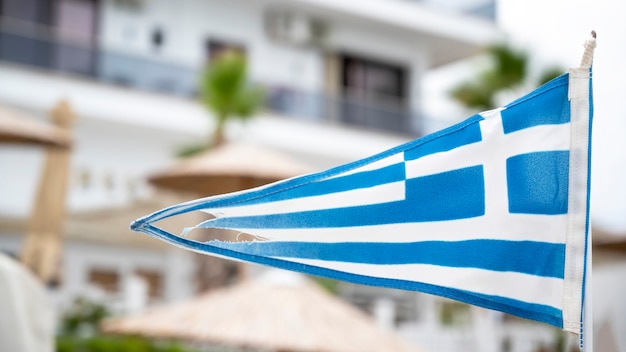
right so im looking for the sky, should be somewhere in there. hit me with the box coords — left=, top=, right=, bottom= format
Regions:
left=426, top=0, right=626, bottom=234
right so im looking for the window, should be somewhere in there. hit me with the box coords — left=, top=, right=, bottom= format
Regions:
left=151, top=27, right=164, bottom=51
left=338, top=54, right=412, bottom=133
left=206, top=39, right=246, bottom=63
left=341, top=55, right=407, bottom=99
left=0, top=0, right=54, bottom=24
left=135, top=269, right=163, bottom=299
left=394, top=296, right=418, bottom=325
left=0, top=0, right=99, bottom=74
left=53, top=0, right=99, bottom=75
left=88, top=268, right=120, bottom=293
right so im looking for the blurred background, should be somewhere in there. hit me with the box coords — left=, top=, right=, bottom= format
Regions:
left=0, top=0, right=624, bottom=351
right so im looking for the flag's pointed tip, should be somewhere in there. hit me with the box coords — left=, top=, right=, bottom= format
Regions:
left=130, top=218, right=144, bottom=232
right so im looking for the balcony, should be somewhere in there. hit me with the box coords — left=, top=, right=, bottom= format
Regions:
left=405, top=0, right=496, bottom=21
left=266, top=87, right=419, bottom=135
left=0, top=17, right=198, bottom=97
left=0, top=16, right=421, bottom=136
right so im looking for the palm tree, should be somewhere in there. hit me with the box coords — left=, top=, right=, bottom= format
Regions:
left=178, top=51, right=264, bottom=157
left=450, top=43, right=562, bottom=111
left=175, top=51, right=265, bottom=290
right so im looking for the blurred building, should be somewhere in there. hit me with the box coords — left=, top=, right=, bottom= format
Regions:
left=0, top=1, right=592, bottom=352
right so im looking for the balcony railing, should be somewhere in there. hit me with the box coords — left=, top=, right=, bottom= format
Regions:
left=266, top=87, right=421, bottom=135
left=0, top=16, right=422, bottom=136
left=407, top=0, right=496, bottom=21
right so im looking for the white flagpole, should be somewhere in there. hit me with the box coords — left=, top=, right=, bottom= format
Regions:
left=579, top=31, right=596, bottom=352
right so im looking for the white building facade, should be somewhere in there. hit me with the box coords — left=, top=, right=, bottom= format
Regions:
left=0, top=1, right=584, bottom=351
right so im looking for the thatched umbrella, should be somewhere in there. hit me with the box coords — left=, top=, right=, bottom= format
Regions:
left=19, top=101, right=75, bottom=282
left=0, top=104, right=72, bottom=148
left=148, top=142, right=312, bottom=196
left=102, top=270, right=422, bottom=352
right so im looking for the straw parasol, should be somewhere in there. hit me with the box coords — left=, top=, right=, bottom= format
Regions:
left=20, top=101, right=75, bottom=282
left=0, top=104, right=72, bottom=148
left=102, top=270, right=422, bottom=352
left=147, top=142, right=313, bottom=196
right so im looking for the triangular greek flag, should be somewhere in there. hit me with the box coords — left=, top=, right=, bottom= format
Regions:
left=132, top=66, right=593, bottom=332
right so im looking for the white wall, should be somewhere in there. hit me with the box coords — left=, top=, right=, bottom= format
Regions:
left=66, top=118, right=195, bottom=212
left=0, top=233, right=196, bottom=307
left=0, top=146, right=45, bottom=218
left=99, top=0, right=324, bottom=91
left=60, top=241, right=195, bottom=307
left=593, top=257, right=626, bottom=350
left=0, top=104, right=202, bottom=216
left=98, top=0, right=434, bottom=106
left=0, top=62, right=210, bottom=215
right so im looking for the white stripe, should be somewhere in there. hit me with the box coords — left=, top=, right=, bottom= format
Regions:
left=202, top=181, right=406, bottom=217
left=203, top=213, right=567, bottom=244
left=405, top=122, right=571, bottom=179
left=280, top=258, right=563, bottom=310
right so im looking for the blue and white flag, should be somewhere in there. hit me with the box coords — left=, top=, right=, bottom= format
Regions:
left=132, top=66, right=593, bottom=333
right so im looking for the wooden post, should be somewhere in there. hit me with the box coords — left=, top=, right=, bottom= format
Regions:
left=21, top=100, right=75, bottom=283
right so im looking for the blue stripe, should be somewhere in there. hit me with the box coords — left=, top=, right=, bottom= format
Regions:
left=502, top=74, right=570, bottom=134
left=136, top=224, right=564, bottom=329
left=202, top=165, right=485, bottom=229
left=232, top=163, right=406, bottom=205
left=404, top=115, right=483, bottom=161
left=208, top=239, right=565, bottom=278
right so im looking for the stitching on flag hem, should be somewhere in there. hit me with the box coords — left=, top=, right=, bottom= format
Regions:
left=562, top=67, right=592, bottom=334
left=579, top=68, right=593, bottom=344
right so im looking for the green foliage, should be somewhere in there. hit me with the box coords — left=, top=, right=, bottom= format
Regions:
left=537, top=66, right=566, bottom=86
left=488, top=44, right=528, bottom=88
left=176, top=52, right=264, bottom=157
left=57, top=297, right=198, bottom=352
left=200, top=51, right=264, bottom=149
left=60, top=297, right=110, bottom=336
left=175, top=142, right=210, bottom=158
left=449, top=81, right=494, bottom=112
left=450, top=43, right=563, bottom=111
left=56, top=335, right=196, bottom=352
left=450, top=44, right=527, bottom=110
